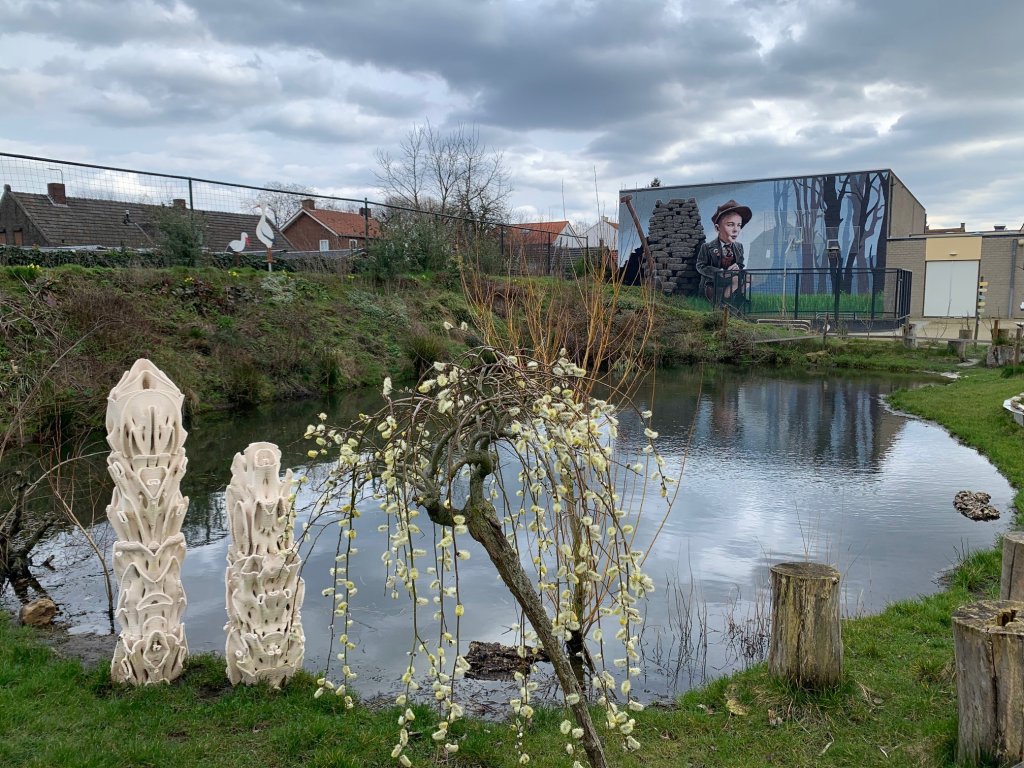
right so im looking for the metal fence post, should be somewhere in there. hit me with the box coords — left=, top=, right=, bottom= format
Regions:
left=363, top=197, right=369, bottom=246
left=794, top=273, right=801, bottom=318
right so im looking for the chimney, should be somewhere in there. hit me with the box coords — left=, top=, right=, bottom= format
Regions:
left=47, top=182, right=67, bottom=206
left=172, top=198, right=187, bottom=210
left=358, top=207, right=371, bottom=217
left=301, top=198, right=315, bottom=210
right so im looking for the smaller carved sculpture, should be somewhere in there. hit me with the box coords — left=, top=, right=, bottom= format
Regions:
left=106, top=359, right=189, bottom=685
left=225, top=442, right=305, bottom=687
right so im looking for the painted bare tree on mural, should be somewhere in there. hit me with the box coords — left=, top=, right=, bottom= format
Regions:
left=821, top=174, right=850, bottom=294
left=846, top=172, right=888, bottom=293
left=790, top=173, right=889, bottom=296
left=791, top=176, right=828, bottom=291
left=772, top=181, right=791, bottom=268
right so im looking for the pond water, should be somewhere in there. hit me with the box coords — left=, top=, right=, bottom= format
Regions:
left=8, top=367, right=1013, bottom=705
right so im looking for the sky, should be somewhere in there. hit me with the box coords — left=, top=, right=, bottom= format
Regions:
left=1, top=0, right=1021, bottom=231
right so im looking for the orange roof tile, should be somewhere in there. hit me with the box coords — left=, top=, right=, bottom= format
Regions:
left=302, top=209, right=381, bottom=238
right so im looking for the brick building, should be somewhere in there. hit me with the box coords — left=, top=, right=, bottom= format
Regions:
left=887, top=230, right=1024, bottom=320
left=280, top=199, right=380, bottom=252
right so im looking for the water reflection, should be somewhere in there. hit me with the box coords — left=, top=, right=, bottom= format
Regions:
left=4, top=368, right=1012, bottom=704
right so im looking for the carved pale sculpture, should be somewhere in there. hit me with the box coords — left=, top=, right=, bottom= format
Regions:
left=106, top=359, right=189, bottom=684
left=225, top=442, right=305, bottom=687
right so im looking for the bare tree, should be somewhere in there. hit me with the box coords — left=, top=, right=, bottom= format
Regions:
left=244, top=181, right=316, bottom=225
left=375, top=122, right=512, bottom=222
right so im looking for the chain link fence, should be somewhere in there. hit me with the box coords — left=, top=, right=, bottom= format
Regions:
left=0, top=152, right=596, bottom=277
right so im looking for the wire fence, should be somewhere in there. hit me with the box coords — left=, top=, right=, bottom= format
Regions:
left=0, top=152, right=599, bottom=277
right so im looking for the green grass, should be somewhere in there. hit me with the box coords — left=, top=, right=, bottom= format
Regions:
left=748, top=291, right=875, bottom=316
left=672, top=291, right=877, bottom=317
left=0, top=542, right=1002, bottom=767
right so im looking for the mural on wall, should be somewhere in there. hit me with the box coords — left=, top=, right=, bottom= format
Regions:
left=618, top=171, right=891, bottom=296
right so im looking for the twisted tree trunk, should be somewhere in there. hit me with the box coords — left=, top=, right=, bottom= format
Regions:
left=466, top=505, right=609, bottom=768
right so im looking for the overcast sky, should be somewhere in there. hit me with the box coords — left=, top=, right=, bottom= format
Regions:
left=1, top=0, right=1021, bottom=230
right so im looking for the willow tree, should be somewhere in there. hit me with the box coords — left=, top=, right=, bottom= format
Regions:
left=308, top=347, right=670, bottom=768
left=462, top=226, right=664, bottom=680
left=309, top=227, right=667, bottom=766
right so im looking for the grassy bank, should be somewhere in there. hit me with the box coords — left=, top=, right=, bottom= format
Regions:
left=0, top=264, right=967, bottom=439
left=0, top=547, right=1003, bottom=768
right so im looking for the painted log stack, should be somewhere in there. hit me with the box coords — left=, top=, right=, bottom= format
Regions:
left=646, top=198, right=705, bottom=296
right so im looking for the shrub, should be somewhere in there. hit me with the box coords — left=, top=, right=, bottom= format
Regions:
left=403, top=330, right=449, bottom=379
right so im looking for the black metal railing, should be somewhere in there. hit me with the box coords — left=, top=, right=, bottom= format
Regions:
left=717, top=268, right=911, bottom=326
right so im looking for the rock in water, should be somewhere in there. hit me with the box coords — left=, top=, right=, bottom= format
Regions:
left=953, top=490, right=1000, bottom=521
left=464, top=640, right=550, bottom=680
left=19, top=597, right=58, bottom=627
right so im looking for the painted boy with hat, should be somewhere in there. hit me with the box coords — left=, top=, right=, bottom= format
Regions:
left=696, top=199, right=752, bottom=305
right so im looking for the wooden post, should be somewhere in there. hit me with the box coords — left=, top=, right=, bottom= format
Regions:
left=768, top=562, right=843, bottom=689
left=1001, top=532, right=1024, bottom=600
left=953, top=600, right=1024, bottom=766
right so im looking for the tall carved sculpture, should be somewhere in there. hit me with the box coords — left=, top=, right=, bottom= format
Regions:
left=224, top=442, right=305, bottom=687
left=106, top=359, right=189, bottom=685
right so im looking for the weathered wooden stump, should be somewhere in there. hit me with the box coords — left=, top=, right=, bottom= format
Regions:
left=953, top=600, right=1024, bottom=766
left=767, top=562, right=843, bottom=689
left=1001, top=532, right=1024, bottom=601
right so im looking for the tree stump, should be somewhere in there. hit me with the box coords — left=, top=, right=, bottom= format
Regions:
left=767, top=562, right=843, bottom=689
left=953, top=600, right=1024, bottom=766
left=1001, top=532, right=1024, bottom=601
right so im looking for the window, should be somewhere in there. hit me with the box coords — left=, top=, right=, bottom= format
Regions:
left=319, top=239, right=329, bottom=252
left=13, top=230, right=23, bottom=246
left=349, top=239, right=359, bottom=249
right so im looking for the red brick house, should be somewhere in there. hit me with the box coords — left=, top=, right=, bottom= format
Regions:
left=280, top=199, right=381, bottom=252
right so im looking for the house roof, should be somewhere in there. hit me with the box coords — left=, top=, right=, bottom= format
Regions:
left=512, top=220, right=576, bottom=246
left=1, top=188, right=290, bottom=252
left=283, top=208, right=381, bottom=238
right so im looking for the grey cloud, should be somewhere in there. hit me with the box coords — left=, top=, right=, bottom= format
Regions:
left=345, top=85, right=427, bottom=120
left=0, top=0, right=205, bottom=47
left=2, top=0, right=1023, bottom=227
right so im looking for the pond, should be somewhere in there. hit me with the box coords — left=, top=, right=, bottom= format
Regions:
left=6, top=367, right=1013, bottom=705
